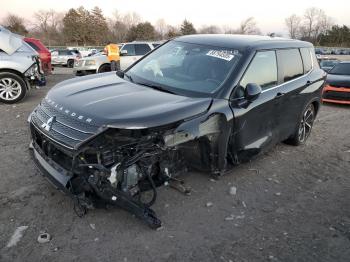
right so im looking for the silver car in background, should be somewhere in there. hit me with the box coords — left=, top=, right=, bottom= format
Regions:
left=73, top=42, right=161, bottom=76
left=51, top=49, right=82, bottom=68
left=0, top=26, right=45, bottom=104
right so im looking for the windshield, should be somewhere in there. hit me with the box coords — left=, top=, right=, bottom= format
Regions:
left=320, top=60, right=338, bottom=68
left=126, top=40, right=242, bottom=96
left=329, top=63, right=350, bottom=75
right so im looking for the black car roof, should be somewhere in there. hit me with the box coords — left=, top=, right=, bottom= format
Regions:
left=175, top=34, right=313, bottom=51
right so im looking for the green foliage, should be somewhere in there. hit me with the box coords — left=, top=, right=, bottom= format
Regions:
left=319, top=25, right=350, bottom=47
left=180, top=19, right=196, bottom=35
left=126, top=22, right=156, bottom=41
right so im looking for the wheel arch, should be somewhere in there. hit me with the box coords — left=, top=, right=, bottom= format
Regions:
left=0, top=69, right=29, bottom=89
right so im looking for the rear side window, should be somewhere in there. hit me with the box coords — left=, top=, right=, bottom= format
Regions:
left=135, top=44, right=151, bottom=55
left=26, top=42, right=40, bottom=51
left=310, top=48, right=320, bottom=69
left=300, top=48, right=312, bottom=73
left=240, top=50, right=278, bottom=90
left=277, top=49, right=303, bottom=82
left=121, top=44, right=136, bottom=56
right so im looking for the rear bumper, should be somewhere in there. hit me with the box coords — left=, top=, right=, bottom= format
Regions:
left=322, top=85, right=350, bottom=104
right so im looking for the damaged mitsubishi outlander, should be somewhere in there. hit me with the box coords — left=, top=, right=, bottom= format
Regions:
left=29, top=35, right=325, bottom=228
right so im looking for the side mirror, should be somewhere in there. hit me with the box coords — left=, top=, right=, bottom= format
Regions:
left=245, top=83, right=262, bottom=101
left=120, top=50, right=128, bottom=56
left=116, top=70, right=124, bottom=78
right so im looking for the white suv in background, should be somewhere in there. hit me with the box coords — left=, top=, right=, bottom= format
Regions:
left=73, top=42, right=161, bottom=76
left=51, top=49, right=82, bottom=68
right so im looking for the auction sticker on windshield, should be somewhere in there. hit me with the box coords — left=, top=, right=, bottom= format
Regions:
left=206, top=50, right=235, bottom=61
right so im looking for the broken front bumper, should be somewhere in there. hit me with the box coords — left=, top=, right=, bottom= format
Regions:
left=29, top=134, right=162, bottom=229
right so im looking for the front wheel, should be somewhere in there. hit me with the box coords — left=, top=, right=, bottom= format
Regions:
left=0, top=72, right=27, bottom=104
left=67, top=59, right=74, bottom=68
left=285, top=103, right=315, bottom=146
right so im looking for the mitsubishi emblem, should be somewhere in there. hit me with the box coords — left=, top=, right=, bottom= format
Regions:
left=41, top=116, right=55, bottom=132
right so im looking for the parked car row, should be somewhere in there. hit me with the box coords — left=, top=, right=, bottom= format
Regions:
left=73, top=42, right=161, bottom=75
left=315, top=47, right=350, bottom=55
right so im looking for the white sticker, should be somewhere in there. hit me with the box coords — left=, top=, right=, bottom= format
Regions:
left=206, top=50, right=235, bottom=61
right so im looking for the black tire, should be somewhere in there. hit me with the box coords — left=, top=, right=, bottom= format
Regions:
left=67, top=59, right=74, bottom=68
left=0, top=72, right=27, bottom=104
left=98, top=64, right=111, bottom=73
left=285, top=103, right=315, bottom=146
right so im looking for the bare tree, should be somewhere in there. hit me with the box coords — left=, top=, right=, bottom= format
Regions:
left=2, top=14, right=28, bottom=35
left=303, top=7, right=321, bottom=39
left=33, top=9, right=63, bottom=45
left=285, top=14, right=301, bottom=39
left=155, top=18, right=167, bottom=38
left=199, top=25, right=221, bottom=34
left=237, top=17, right=261, bottom=35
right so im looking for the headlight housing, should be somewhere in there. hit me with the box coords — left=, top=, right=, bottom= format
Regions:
left=84, top=60, right=96, bottom=66
left=24, top=63, right=39, bottom=77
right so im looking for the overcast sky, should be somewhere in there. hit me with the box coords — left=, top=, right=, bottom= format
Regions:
left=1, top=0, right=350, bottom=34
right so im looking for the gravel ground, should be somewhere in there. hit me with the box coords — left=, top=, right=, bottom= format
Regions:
left=0, top=68, right=350, bottom=262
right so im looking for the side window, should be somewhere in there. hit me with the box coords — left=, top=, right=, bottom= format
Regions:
left=121, top=44, right=136, bottom=56
left=135, top=44, right=151, bottom=56
left=277, top=49, right=303, bottom=82
left=240, top=50, right=278, bottom=90
left=27, top=42, right=40, bottom=51
left=300, top=48, right=312, bottom=73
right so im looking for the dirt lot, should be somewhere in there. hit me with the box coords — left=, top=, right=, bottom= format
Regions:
left=0, top=68, right=350, bottom=262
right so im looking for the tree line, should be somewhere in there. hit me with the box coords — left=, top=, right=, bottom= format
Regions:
left=1, top=6, right=349, bottom=47
left=285, top=7, right=350, bottom=47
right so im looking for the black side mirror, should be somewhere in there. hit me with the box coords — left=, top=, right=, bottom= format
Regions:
left=245, top=83, right=262, bottom=101
left=116, top=70, right=124, bottom=78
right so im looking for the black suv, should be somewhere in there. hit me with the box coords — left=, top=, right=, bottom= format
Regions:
left=29, top=35, right=325, bottom=228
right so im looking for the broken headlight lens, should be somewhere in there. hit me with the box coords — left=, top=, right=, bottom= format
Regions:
left=24, top=63, right=39, bottom=77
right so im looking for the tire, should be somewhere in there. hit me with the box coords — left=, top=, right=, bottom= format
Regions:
left=98, top=64, right=111, bottom=73
left=285, top=103, right=315, bottom=146
left=67, top=59, right=74, bottom=68
left=0, top=72, right=27, bottom=104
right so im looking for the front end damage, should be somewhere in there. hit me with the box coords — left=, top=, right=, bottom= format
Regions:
left=30, top=106, right=230, bottom=228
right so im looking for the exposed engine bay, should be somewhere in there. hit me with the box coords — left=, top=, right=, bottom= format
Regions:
left=30, top=112, right=230, bottom=229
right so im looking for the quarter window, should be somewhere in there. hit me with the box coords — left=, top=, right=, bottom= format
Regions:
left=277, top=49, right=303, bottom=82
left=240, top=51, right=278, bottom=90
left=135, top=44, right=151, bottom=55
left=300, top=48, right=312, bottom=73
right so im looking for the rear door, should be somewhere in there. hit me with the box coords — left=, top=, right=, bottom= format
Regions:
left=275, top=48, right=310, bottom=140
left=230, top=50, right=280, bottom=159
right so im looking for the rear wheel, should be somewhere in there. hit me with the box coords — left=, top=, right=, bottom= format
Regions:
left=0, top=72, right=27, bottom=104
left=285, top=103, right=315, bottom=146
left=67, top=59, right=74, bottom=68
left=98, top=64, right=111, bottom=73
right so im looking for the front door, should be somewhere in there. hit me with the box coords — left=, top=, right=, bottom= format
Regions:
left=230, top=50, right=280, bottom=160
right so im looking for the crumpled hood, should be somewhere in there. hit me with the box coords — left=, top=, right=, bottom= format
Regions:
left=0, top=26, right=23, bottom=55
left=326, top=73, right=350, bottom=87
left=47, top=72, right=212, bottom=128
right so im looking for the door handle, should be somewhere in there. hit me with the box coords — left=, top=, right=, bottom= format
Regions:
left=276, top=92, right=285, bottom=98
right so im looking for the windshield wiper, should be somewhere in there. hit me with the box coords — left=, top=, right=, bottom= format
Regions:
left=137, top=82, right=176, bottom=94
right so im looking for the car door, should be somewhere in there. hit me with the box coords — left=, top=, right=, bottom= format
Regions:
left=120, top=44, right=136, bottom=70
left=230, top=50, right=280, bottom=160
left=275, top=48, right=309, bottom=140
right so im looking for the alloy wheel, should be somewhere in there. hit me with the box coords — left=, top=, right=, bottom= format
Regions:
left=0, top=78, right=22, bottom=101
left=298, top=105, right=315, bottom=143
